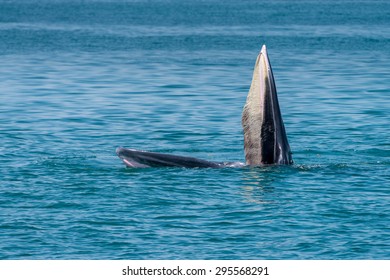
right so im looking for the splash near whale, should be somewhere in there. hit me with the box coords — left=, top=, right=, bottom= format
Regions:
left=117, top=45, right=292, bottom=168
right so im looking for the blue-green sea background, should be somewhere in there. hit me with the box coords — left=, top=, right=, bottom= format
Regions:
left=1, top=0, right=389, bottom=259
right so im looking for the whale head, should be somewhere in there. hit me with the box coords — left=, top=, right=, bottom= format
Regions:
left=242, top=45, right=293, bottom=166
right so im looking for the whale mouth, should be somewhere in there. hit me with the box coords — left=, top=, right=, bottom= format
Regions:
left=116, top=147, right=150, bottom=168
left=116, top=45, right=292, bottom=168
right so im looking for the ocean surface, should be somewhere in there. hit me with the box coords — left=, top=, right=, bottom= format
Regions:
left=1, top=0, right=389, bottom=259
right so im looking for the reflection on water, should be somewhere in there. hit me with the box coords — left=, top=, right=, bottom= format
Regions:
left=240, top=167, right=278, bottom=205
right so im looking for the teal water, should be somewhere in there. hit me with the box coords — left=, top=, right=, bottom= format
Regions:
left=1, top=0, right=389, bottom=259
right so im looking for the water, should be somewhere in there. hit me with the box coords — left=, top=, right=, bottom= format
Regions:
left=1, top=0, right=389, bottom=259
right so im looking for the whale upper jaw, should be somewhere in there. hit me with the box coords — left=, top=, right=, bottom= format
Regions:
left=242, top=45, right=293, bottom=166
left=116, top=147, right=224, bottom=168
left=116, top=147, right=151, bottom=168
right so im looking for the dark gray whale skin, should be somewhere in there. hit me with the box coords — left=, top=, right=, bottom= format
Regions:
left=116, top=147, right=244, bottom=168
left=116, top=45, right=292, bottom=168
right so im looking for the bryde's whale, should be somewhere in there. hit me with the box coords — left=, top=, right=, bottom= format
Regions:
left=116, top=45, right=292, bottom=168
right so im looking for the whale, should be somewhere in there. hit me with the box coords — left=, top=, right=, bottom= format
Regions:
left=116, top=45, right=292, bottom=168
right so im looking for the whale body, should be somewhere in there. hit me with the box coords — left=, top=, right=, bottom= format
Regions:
left=116, top=45, right=292, bottom=168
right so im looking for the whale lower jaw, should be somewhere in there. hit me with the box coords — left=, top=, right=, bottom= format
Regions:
left=121, top=158, right=150, bottom=168
left=242, top=45, right=292, bottom=166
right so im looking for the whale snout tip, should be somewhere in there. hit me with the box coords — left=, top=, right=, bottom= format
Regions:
left=261, top=44, right=267, bottom=54
left=116, top=147, right=138, bottom=158
left=116, top=147, right=124, bottom=156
